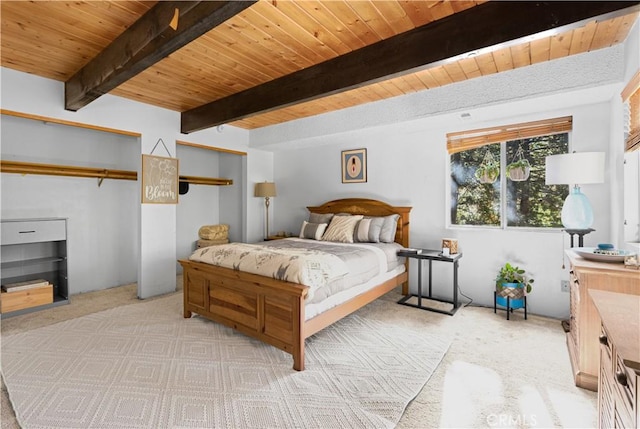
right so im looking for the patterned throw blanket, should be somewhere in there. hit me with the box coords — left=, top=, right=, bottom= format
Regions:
left=189, top=243, right=349, bottom=300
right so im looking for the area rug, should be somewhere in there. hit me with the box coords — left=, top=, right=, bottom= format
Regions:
left=2, top=293, right=450, bottom=429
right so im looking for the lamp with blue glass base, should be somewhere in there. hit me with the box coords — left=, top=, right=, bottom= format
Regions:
left=545, top=152, right=605, bottom=243
left=562, top=185, right=594, bottom=229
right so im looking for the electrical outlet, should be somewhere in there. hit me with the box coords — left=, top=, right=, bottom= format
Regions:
left=561, top=280, right=570, bottom=293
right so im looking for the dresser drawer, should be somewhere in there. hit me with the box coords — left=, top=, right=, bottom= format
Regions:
left=614, top=353, right=636, bottom=423
left=600, top=325, right=613, bottom=368
left=1, top=220, right=66, bottom=245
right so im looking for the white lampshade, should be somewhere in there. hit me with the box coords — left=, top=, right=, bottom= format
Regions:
left=545, top=152, right=605, bottom=185
left=254, top=182, right=277, bottom=198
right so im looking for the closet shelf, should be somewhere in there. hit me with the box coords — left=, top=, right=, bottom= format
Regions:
left=1, top=160, right=233, bottom=186
left=1, top=256, right=65, bottom=270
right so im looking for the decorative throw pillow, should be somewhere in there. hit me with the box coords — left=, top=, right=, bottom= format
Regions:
left=299, top=221, right=328, bottom=240
left=309, top=212, right=334, bottom=224
left=364, top=216, right=385, bottom=242
left=379, top=214, right=400, bottom=243
left=354, top=218, right=372, bottom=242
left=322, top=215, right=363, bottom=243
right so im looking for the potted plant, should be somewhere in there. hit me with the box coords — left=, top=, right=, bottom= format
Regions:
left=475, top=162, right=500, bottom=184
left=506, top=158, right=531, bottom=181
left=475, top=149, right=500, bottom=184
left=495, top=262, right=534, bottom=310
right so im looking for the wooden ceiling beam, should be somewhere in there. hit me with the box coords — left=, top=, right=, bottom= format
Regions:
left=181, top=1, right=640, bottom=134
left=65, top=1, right=256, bottom=111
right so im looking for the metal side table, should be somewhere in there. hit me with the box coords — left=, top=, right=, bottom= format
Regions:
left=397, top=249, right=462, bottom=316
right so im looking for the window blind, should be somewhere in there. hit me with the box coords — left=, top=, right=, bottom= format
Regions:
left=622, top=70, right=640, bottom=152
left=446, top=116, right=573, bottom=154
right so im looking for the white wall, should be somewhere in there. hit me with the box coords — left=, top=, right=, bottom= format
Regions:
left=247, top=149, right=275, bottom=242
left=1, top=115, right=139, bottom=293
left=0, top=67, right=251, bottom=298
left=272, top=99, right=615, bottom=319
left=176, top=145, right=220, bottom=270
left=175, top=146, right=247, bottom=267
left=262, top=36, right=639, bottom=319
left=219, top=152, right=245, bottom=243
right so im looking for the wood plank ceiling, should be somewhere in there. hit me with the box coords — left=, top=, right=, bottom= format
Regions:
left=1, top=1, right=639, bottom=131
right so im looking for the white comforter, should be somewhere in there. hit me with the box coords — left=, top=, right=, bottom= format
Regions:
left=189, top=242, right=349, bottom=300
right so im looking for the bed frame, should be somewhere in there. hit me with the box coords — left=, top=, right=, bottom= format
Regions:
left=179, top=198, right=411, bottom=371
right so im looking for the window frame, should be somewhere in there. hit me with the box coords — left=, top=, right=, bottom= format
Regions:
left=446, top=117, right=572, bottom=231
left=622, top=70, right=640, bottom=152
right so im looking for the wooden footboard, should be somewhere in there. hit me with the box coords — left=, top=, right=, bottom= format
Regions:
left=180, top=258, right=408, bottom=371
left=180, top=259, right=309, bottom=370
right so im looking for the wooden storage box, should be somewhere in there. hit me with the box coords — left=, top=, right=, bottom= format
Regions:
left=1, top=284, right=53, bottom=313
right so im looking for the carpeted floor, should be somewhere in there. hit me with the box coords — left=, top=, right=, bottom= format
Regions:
left=1, top=278, right=597, bottom=428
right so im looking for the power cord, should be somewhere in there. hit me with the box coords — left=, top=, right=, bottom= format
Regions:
left=457, top=283, right=474, bottom=307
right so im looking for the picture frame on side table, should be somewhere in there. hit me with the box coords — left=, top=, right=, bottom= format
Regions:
left=342, top=148, right=367, bottom=183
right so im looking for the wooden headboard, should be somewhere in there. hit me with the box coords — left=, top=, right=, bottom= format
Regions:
left=307, top=198, right=411, bottom=248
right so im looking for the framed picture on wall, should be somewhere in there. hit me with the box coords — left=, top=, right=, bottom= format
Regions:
left=341, top=148, right=367, bottom=183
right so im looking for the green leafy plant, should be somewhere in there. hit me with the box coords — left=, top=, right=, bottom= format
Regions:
left=495, top=262, right=534, bottom=293
left=506, top=158, right=531, bottom=173
left=475, top=149, right=500, bottom=184
left=506, top=158, right=531, bottom=181
left=475, top=163, right=500, bottom=183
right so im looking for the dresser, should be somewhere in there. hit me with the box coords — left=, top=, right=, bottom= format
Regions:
left=1, top=218, right=70, bottom=316
left=566, top=250, right=640, bottom=391
left=590, top=290, right=639, bottom=428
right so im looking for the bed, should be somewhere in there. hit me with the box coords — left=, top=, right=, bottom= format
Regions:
left=179, top=198, right=411, bottom=371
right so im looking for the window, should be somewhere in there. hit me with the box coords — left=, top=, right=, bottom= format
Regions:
left=622, top=70, right=639, bottom=152
left=448, top=117, right=571, bottom=228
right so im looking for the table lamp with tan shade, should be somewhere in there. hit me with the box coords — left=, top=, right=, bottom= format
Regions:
left=255, top=181, right=277, bottom=239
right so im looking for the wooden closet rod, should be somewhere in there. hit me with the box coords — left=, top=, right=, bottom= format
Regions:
left=1, top=160, right=233, bottom=186
left=179, top=175, right=233, bottom=186
left=1, top=160, right=136, bottom=181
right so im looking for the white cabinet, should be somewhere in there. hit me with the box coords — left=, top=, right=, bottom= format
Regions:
left=1, top=218, right=69, bottom=316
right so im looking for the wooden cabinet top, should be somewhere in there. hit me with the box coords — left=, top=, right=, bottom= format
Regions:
left=590, top=289, right=640, bottom=372
left=566, top=249, right=639, bottom=275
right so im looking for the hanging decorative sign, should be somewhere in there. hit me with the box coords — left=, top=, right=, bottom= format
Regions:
left=141, top=139, right=179, bottom=204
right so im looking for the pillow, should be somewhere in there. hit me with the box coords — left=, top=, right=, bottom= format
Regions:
left=322, top=215, right=363, bottom=243
left=354, top=218, right=372, bottom=242
left=309, top=212, right=334, bottom=224
left=365, top=216, right=385, bottom=242
left=379, top=214, right=400, bottom=243
left=299, top=221, right=328, bottom=240
left=353, top=217, right=383, bottom=243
